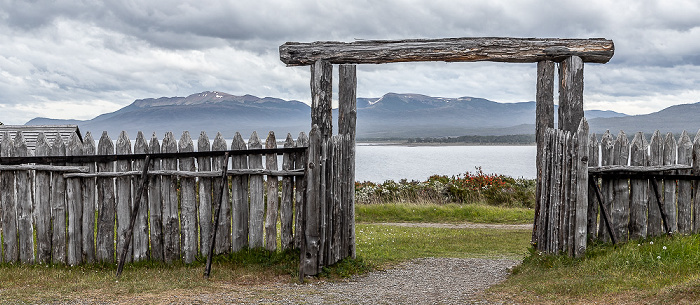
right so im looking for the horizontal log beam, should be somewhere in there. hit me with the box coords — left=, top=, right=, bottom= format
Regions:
left=0, top=146, right=307, bottom=165
left=64, top=169, right=306, bottom=178
left=0, top=164, right=89, bottom=173
left=280, top=37, right=614, bottom=66
left=589, top=165, right=693, bottom=174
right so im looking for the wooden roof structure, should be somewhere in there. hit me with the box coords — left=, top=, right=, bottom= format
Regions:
left=0, top=125, right=83, bottom=151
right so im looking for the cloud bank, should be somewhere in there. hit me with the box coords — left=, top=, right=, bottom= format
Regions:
left=1, top=0, right=699, bottom=124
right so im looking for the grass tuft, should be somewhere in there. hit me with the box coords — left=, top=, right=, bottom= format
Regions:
left=356, top=202, right=534, bottom=224
left=486, top=234, right=700, bottom=304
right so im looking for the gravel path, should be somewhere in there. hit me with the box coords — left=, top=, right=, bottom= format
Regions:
left=145, top=257, right=519, bottom=304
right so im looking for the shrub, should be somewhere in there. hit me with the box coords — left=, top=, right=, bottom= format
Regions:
left=355, top=167, right=535, bottom=208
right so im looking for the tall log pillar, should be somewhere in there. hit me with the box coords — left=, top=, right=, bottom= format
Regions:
left=558, top=56, right=584, bottom=133
left=338, top=64, right=357, bottom=258
left=533, top=60, right=555, bottom=245
left=311, top=60, right=333, bottom=140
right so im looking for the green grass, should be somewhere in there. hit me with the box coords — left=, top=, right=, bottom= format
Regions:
left=356, top=202, right=534, bottom=224
left=356, top=224, right=531, bottom=266
left=485, top=234, right=700, bottom=304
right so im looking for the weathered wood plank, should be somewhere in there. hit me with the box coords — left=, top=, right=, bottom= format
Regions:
left=558, top=56, right=584, bottom=133
left=534, top=128, right=552, bottom=252
left=663, top=132, right=678, bottom=233
left=339, top=64, right=357, bottom=259
left=629, top=132, right=648, bottom=240
left=311, top=60, right=333, bottom=140
left=587, top=133, right=599, bottom=241
left=161, top=132, right=180, bottom=262
left=598, top=130, right=614, bottom=242
left=280, top=37, right=615, bottom=66
left=534, top=60, right=555, bottom=245
left=280, top=133, right=295, bottom=250
left=197, top=132, right=213, bottom=257
left=248, top=132, right=264, bottom=248
left=331, top=136, right=343, bottom=263
left=132, top=132, right=149, bottom=262
left=148, top=133, right=164, bottom=261
left=34, top=132, right=52, bottom=263
left=303, top=126, right=322, bottom=275
left=12, top=132, right=33, bottom=264
left=1, top=132, right=18, bottom=263
left=294, top=132, right=309, bottom=250
left=115, top=131, right=133, bottom=263
left=50, top=133, right=67, bottom=264
left=648, top=131, right=663, bottom=236
left=693, top=130, right=700, bottom=233
left=612, top=131, right=630, bottom=242
left=319, top=137, right=329, bottom=265
left=574, top=119, right=589, bottom=257
left=179, top=131, right=197, bottom=264
left=559, top=131, right=571, bottom=253
left=81, top=132, right=96, bottom=263
left=677, top=131, right=693, bottom=234
left=265, top=131, right=279, bottom=251
left=96, top=132, right=115, bottom=263
left=230, top=132, right=247, bottom=252
left=66, top=133, right=83, bottom=266
left=547, top=130, right=562, bottom=253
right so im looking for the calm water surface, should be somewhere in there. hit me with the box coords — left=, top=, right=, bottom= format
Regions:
left=355, top=144, right=536, bottom=182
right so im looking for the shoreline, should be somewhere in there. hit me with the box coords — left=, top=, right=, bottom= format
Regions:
left=357, top=141, right=535, bottom=147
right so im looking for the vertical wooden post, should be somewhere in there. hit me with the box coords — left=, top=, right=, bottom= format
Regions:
left=148, top=133, right=164, bottom=261
left=35, top=133, right=52, bottom=263
left=663, top=132, right=678, bottom=233
left=161, top=132, right=180, bottom=262
left=179, top=131, right=197, bottom=264
left=629, top=132, right=649, bottom=240
left=213, top=133, right=231, bottom=254
left=66, top=132, right=83, bottom=265
left=294, top=132, right=309, bottom=250
left=574, top=118, right=589, bottom=257
left=693, top=129, right=700, bottom=233
left=96, top=132, right=115, bottom=263
left=1, top=132, right=17, bottom=263
left=197, top=132, right=213, bottom=257
left=612, top=131, right=630, bottom=242
left=677, top=131, right=693, bottom=234
left=338, top=64, right=357, bottom=258
left=534, top=60, right=555, bottom=245
left=248, top=131, right=264, bottom=249
left=82, top=132, right=96, bottom=263
left=586, top=133, right=599, bottom=241
left=281, top=133, right=295, bottom=250
left=311, top=60, right=333, bottom=140
left=50, top=133, right=67, bottom=264
left=303, top=125, right=322, bottom=276
left=558, top=56, right=584, bottom=133
left=265, top=131, right=279, bottom=251
left=598, top=131, right=614, bottom=242
left=648, top=131, right=663, bottom=236
left=132, top=132, right=149, bottom=262
left=231, top=132, right=247, bottom=252
left=14, top=132, right=34, bottom=264
left=115, top=131, right=133, bottom=263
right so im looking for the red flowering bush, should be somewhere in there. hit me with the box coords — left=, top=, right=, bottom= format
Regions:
left=355, top=167, right=535, bottom=208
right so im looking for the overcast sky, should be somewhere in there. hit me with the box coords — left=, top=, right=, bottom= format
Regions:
left=1, top=0, right=699, bottom=125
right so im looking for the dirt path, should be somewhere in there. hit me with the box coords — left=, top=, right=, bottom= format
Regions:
left=366, top=222, right=533, bottom=230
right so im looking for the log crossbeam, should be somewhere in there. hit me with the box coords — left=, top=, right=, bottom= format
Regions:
left=280, top=37, right=614, bottom=66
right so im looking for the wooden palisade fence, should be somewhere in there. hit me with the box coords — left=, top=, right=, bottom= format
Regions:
left=587, top=129, right=700, bottom=241
left=0, top=130, right=312, bottom=266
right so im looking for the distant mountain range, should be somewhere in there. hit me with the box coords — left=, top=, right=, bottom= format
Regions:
left=25, top=91, right=700, bottom=139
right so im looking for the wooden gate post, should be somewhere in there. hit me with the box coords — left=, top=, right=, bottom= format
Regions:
left=534, top=60, right=555, bottom=245
left=311, top=60, right=333, bottom=141
left=558, top=56, right=584, bottom=133
left=338, top=64, right=357, bottom=259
